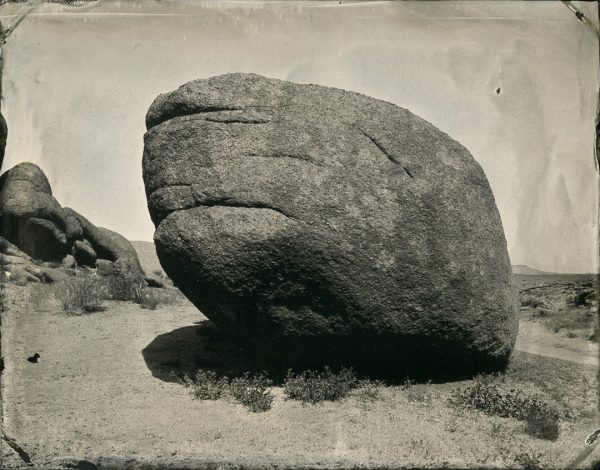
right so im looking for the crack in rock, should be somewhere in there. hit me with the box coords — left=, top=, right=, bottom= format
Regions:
left=360, top=129, right=414, bottom=178
left=204, top=117, right=270, bottom=125
left=146, top=106, right=244, bottom=129
left=197, top=198, right=299, bottom=221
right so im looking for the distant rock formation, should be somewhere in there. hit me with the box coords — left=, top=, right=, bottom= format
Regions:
left=143, top=73, right=518, bottom=376
left=0, top=162, right=144, bottom=284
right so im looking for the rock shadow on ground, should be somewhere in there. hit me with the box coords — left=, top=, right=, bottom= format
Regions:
left=142, top=320, right=510, bottom=385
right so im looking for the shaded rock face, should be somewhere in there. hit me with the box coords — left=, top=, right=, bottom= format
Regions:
left=72, top=239, right=97, bottom=267
left=0, top=163, right=144, bottom=282
left=0, top=112, right=7, bottom=170
left=143, top=73, right=518, bottom=376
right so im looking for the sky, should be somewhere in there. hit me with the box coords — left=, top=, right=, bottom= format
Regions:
left=0, top=0, right=598, bottom=273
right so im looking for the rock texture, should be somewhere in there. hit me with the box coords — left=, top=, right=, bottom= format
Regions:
left=143, top=73, right=518, bottom=376
left=0, top=163, right=144, bottom=283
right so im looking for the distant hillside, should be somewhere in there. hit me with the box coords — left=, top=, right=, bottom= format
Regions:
left=512, top=265, right=548, bottom=275
left=131, top=240, right=163, bottom=275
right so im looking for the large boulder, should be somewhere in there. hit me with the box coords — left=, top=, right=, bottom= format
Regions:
left=143, top=73, right=518, bottom=376
left=0, top=163, right=68, bottom=261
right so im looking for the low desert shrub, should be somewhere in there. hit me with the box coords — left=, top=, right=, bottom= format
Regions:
left=399, top=377, right=415, bottom=390
left=183, top=369, right=274, bottom=412
left=512, top=451, right=543, bottom=470
left=132, top=282, right=148, bottom=304
left=58, top=273, right=108, bottom=314
left=139, top=288, right=180, bottom=310
left=230, top=372, right=274, bottom=413
left=156, top=288, right=180, bottom=305
left=353, top=379, right=384, bottom=403
left=569, top=290, right=594, bottom=307
left=451, top=374, right=559, bottom=440
left=525, top=404, right=560, bottom=441
left=520, top=295, right=545, bottom=309
left=105, top=271, right=140, bottom=301
left=283, top=366, right=359, bottom=404
left=589, top=318, right=600, bottom=342
left=141, top=292, right=160, bottom=310
left=405, top=380, right=433, bottom=403
left=546, top=309, right=594, bottom=334
left=184, top=369, right=229, bottom=400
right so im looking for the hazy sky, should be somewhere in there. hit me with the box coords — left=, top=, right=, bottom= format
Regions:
left=1, top=0, right=598, bottom=273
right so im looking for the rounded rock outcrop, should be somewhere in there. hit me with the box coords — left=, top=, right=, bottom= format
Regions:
left=0, top=163, right=69, bottom=261
left=143, top=73, right=518, bottom=376
left=0, top=163, right=145, bottom=283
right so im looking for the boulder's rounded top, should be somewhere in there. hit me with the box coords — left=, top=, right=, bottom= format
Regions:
left=0, top=162, right=52, bottom=194
left=145, top=73, right=397, bottom=132
left=146, top=73, right=288, bottom=130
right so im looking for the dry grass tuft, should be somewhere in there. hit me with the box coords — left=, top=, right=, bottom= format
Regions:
left=57, top=273, right=108, bottom=314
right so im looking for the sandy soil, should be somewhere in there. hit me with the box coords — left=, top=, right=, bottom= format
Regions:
left=1, top=284, right=599, bottom=469
left=515, top=320, right=599, bottom=367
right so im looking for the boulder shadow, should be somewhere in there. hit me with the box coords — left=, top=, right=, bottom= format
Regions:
left=142, top=320, right=508, bottom=385
left=142, top=320, right=296, bottom=384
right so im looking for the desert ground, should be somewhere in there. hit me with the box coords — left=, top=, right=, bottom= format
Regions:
left=1, top=248, right=599, bottom=469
